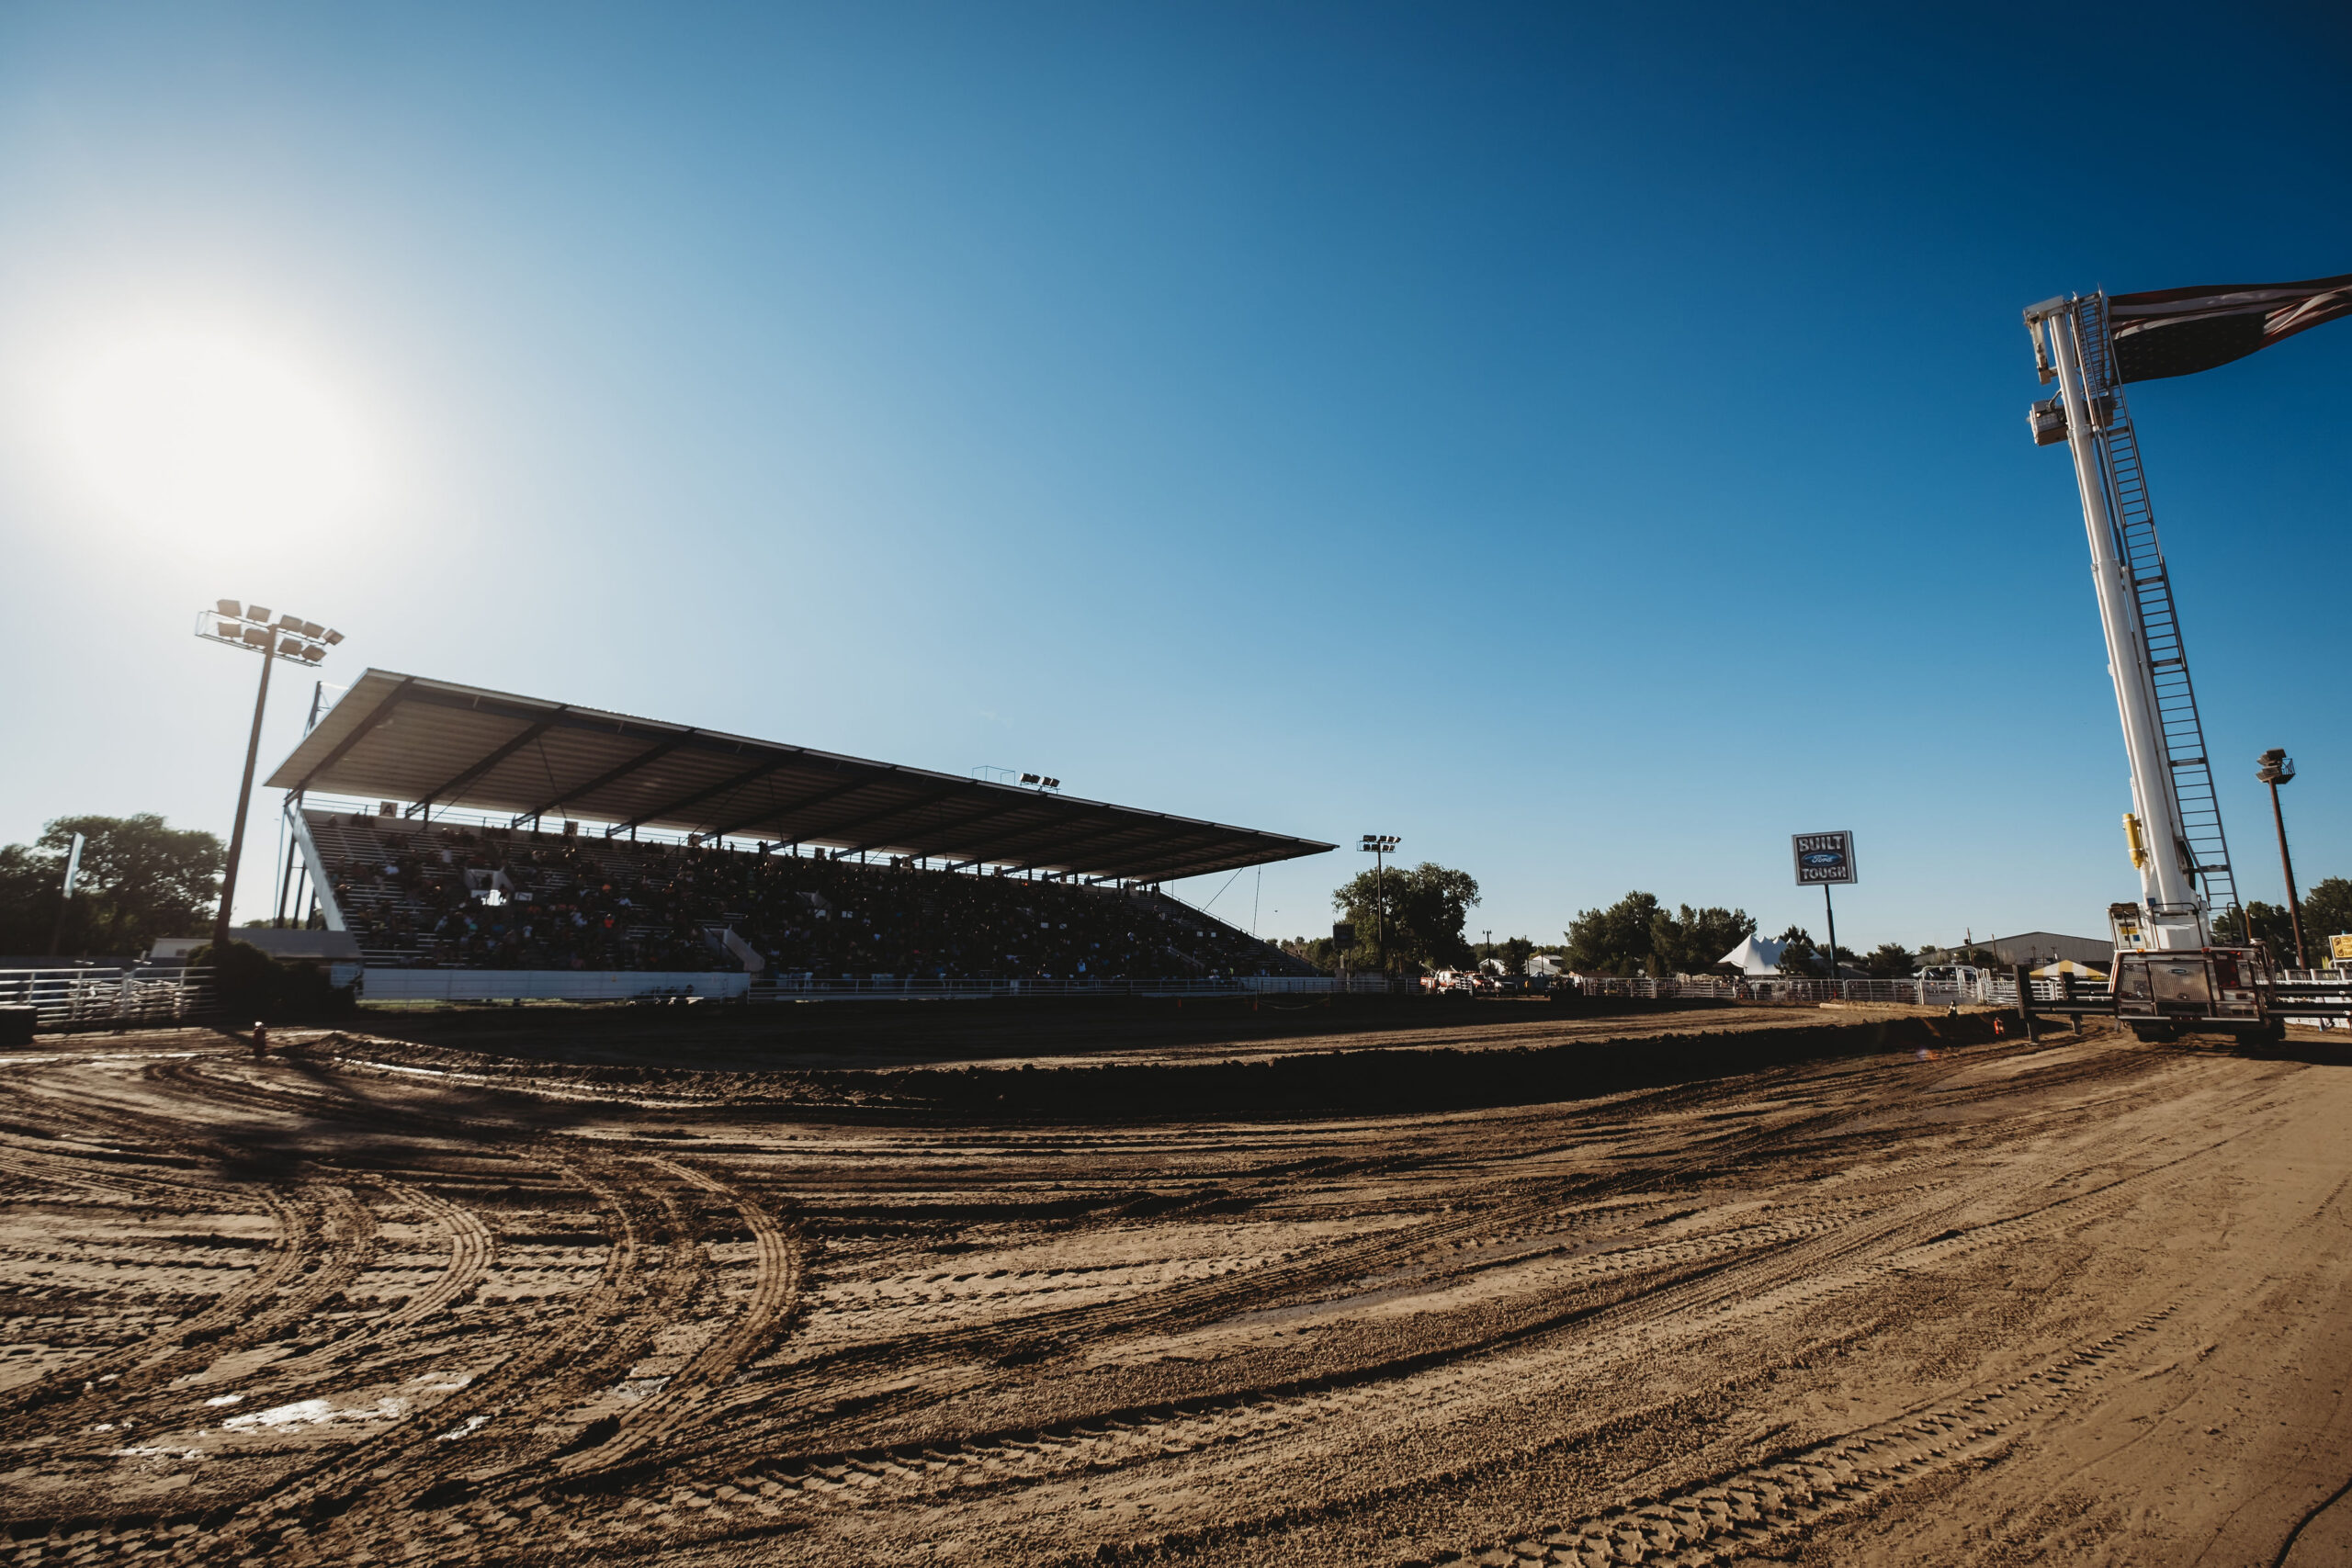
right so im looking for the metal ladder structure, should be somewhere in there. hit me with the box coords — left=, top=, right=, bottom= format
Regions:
left=2069, top=295, right=2240, bottom=919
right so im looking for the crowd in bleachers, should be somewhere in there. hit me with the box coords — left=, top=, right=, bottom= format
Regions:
left=301, top=810, right=1313, bottom=980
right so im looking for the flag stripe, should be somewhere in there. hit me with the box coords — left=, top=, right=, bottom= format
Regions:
left=2108, top=269, right=2352, bottom=383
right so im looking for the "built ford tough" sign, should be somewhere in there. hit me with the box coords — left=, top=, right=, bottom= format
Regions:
left=1792, top=831, right=1857, bottom=886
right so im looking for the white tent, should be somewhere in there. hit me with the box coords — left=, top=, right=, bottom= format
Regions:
left=1720, top=935, right=1789, bottom=976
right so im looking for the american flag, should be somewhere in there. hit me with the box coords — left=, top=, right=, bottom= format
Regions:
left=2108, top=269, right=2352, bottom=383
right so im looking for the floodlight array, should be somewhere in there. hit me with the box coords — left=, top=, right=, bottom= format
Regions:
left=198, top=599, right=345, bottom=664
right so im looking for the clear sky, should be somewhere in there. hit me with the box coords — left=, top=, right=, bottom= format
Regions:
left=1, top=3, right=2346, bottom=953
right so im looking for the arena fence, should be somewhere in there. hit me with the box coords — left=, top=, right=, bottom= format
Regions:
left=1572, top=975, right=2028, bottom=1006
left=2265, top=970, right=2352, bottom=1027
left=0, top=967, right=218, bottom=1032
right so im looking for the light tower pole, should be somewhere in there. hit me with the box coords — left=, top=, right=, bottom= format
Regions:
left=2256, top=749, right=2308, bottom=969
left=1360, top=834, right=1399, bottom=974
left=196, top=603, right=343, bottom=952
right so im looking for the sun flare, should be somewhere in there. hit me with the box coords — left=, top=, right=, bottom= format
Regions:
left=49, top=318, right=385, bottom=537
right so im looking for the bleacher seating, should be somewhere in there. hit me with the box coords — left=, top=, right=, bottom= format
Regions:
left=300, top=809, right=1317, bottom=980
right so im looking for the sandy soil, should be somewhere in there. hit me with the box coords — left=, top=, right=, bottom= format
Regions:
left=0, top=1004, right=2346, bottom=1566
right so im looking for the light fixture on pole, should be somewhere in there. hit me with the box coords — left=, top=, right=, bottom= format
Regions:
left=2256, top=749, right=2308, bottom=968
left=1359, top=834, right=1399, bottom=973
left=196, top=602, right=344, bottom=952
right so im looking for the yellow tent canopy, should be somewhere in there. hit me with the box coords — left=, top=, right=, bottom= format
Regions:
left=2030, top=957, right=2108, bottom=979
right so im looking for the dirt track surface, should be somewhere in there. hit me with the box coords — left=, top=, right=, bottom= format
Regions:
left=1, top=1010, right=2349, bottom=1566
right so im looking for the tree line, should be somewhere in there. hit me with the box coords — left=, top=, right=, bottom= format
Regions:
left=1283, top=868, right=2352, bottom=982
left=1278, top=861, right=1485, bottom=974
left=2212, top=880, right=2352, bottom=967
left=0, top=815, right=222, bottom=957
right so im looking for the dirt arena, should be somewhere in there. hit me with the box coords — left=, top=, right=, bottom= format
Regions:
left=1, top=999, right=2347, bottom=1566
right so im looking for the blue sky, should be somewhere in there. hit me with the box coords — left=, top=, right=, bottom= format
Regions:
left=0, top=3, right=2346, bottom=951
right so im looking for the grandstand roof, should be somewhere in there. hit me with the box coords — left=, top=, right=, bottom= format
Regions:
left=265, top=670, right=1333, bottom=884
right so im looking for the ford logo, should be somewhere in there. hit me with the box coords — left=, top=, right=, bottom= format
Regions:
left=1801, top=852, right=1844, bottom=866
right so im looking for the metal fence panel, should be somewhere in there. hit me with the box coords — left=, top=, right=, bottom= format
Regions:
left=0, top=968, right=217, bottom=1032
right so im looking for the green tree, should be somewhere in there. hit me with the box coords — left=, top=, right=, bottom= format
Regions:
left=1774, top=924, right=1822, bottom=977
left=1498, top=934, right=1535, bottom=976
left=1649, top=904, right=1758, bottom=976
left=1332, top=862, right=1480, bottom=972
left=1566, top=891, right=1661, bottom=976
left=1861, top=942, right=1917, bottom=978
left=2302, top=877, right=2352, bottom=960
left=0, top=815, right=222, bottom=956
left=0, top=845, right=51, bottom=953
left=1773, top=926, right=1860, bottom=976
left=1566, top=896, right=1756, bottom=976
left=2213, top=901, right=2299, bottom=960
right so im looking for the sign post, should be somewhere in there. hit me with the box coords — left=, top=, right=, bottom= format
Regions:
left=1792, top=831, right=1857, bottom=988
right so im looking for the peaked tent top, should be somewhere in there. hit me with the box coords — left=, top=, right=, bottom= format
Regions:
left=1720, top=935, right=1789, bottom=976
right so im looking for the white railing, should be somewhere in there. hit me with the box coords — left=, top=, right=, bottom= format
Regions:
left=2265, top=970, right=2352, bottom=1026
left=1568, top=976, right=1741, bottom=1001
left=0, top=967, right=217, bottom=1031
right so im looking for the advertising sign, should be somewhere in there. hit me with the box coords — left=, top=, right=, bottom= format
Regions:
left=1792, top=831, right=1857, bottom=886
left=2330, top=933, right=2352, bottom=963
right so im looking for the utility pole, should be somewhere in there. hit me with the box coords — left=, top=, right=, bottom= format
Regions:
left=2257, top=749, right=2308, bottom=968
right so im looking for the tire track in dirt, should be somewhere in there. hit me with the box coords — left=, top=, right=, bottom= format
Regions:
left=548, top=1154, right=802, bottom=1483
left=1460, top=1310, right=2180, bottom=1567
left=0, top=1025, right=2303, bottom=1568
left=677, top=1039, right=2187, bottom=1441
left=0, top=1180, right=329, bottom=1426
left=211, top=1154, right=676, bottom=1553
left=369, top=1177, right=498, bottom=1332
left=647, top=1077, right=2272, bottom=1550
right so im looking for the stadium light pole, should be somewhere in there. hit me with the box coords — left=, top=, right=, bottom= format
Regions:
left=2256, top=749, right=2308, bottom=969
left=1360, top=835, right=1399, bottom=973
left=196, top=603, right=343, bottom=952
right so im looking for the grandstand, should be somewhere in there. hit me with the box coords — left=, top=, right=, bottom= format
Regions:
left=265, top=671, right=1332, bottom=993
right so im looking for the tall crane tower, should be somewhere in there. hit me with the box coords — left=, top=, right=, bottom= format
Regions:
left=2025, top=271, right=2352, bottom=1038
left=2024, top=293, right=2235, bottom=952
